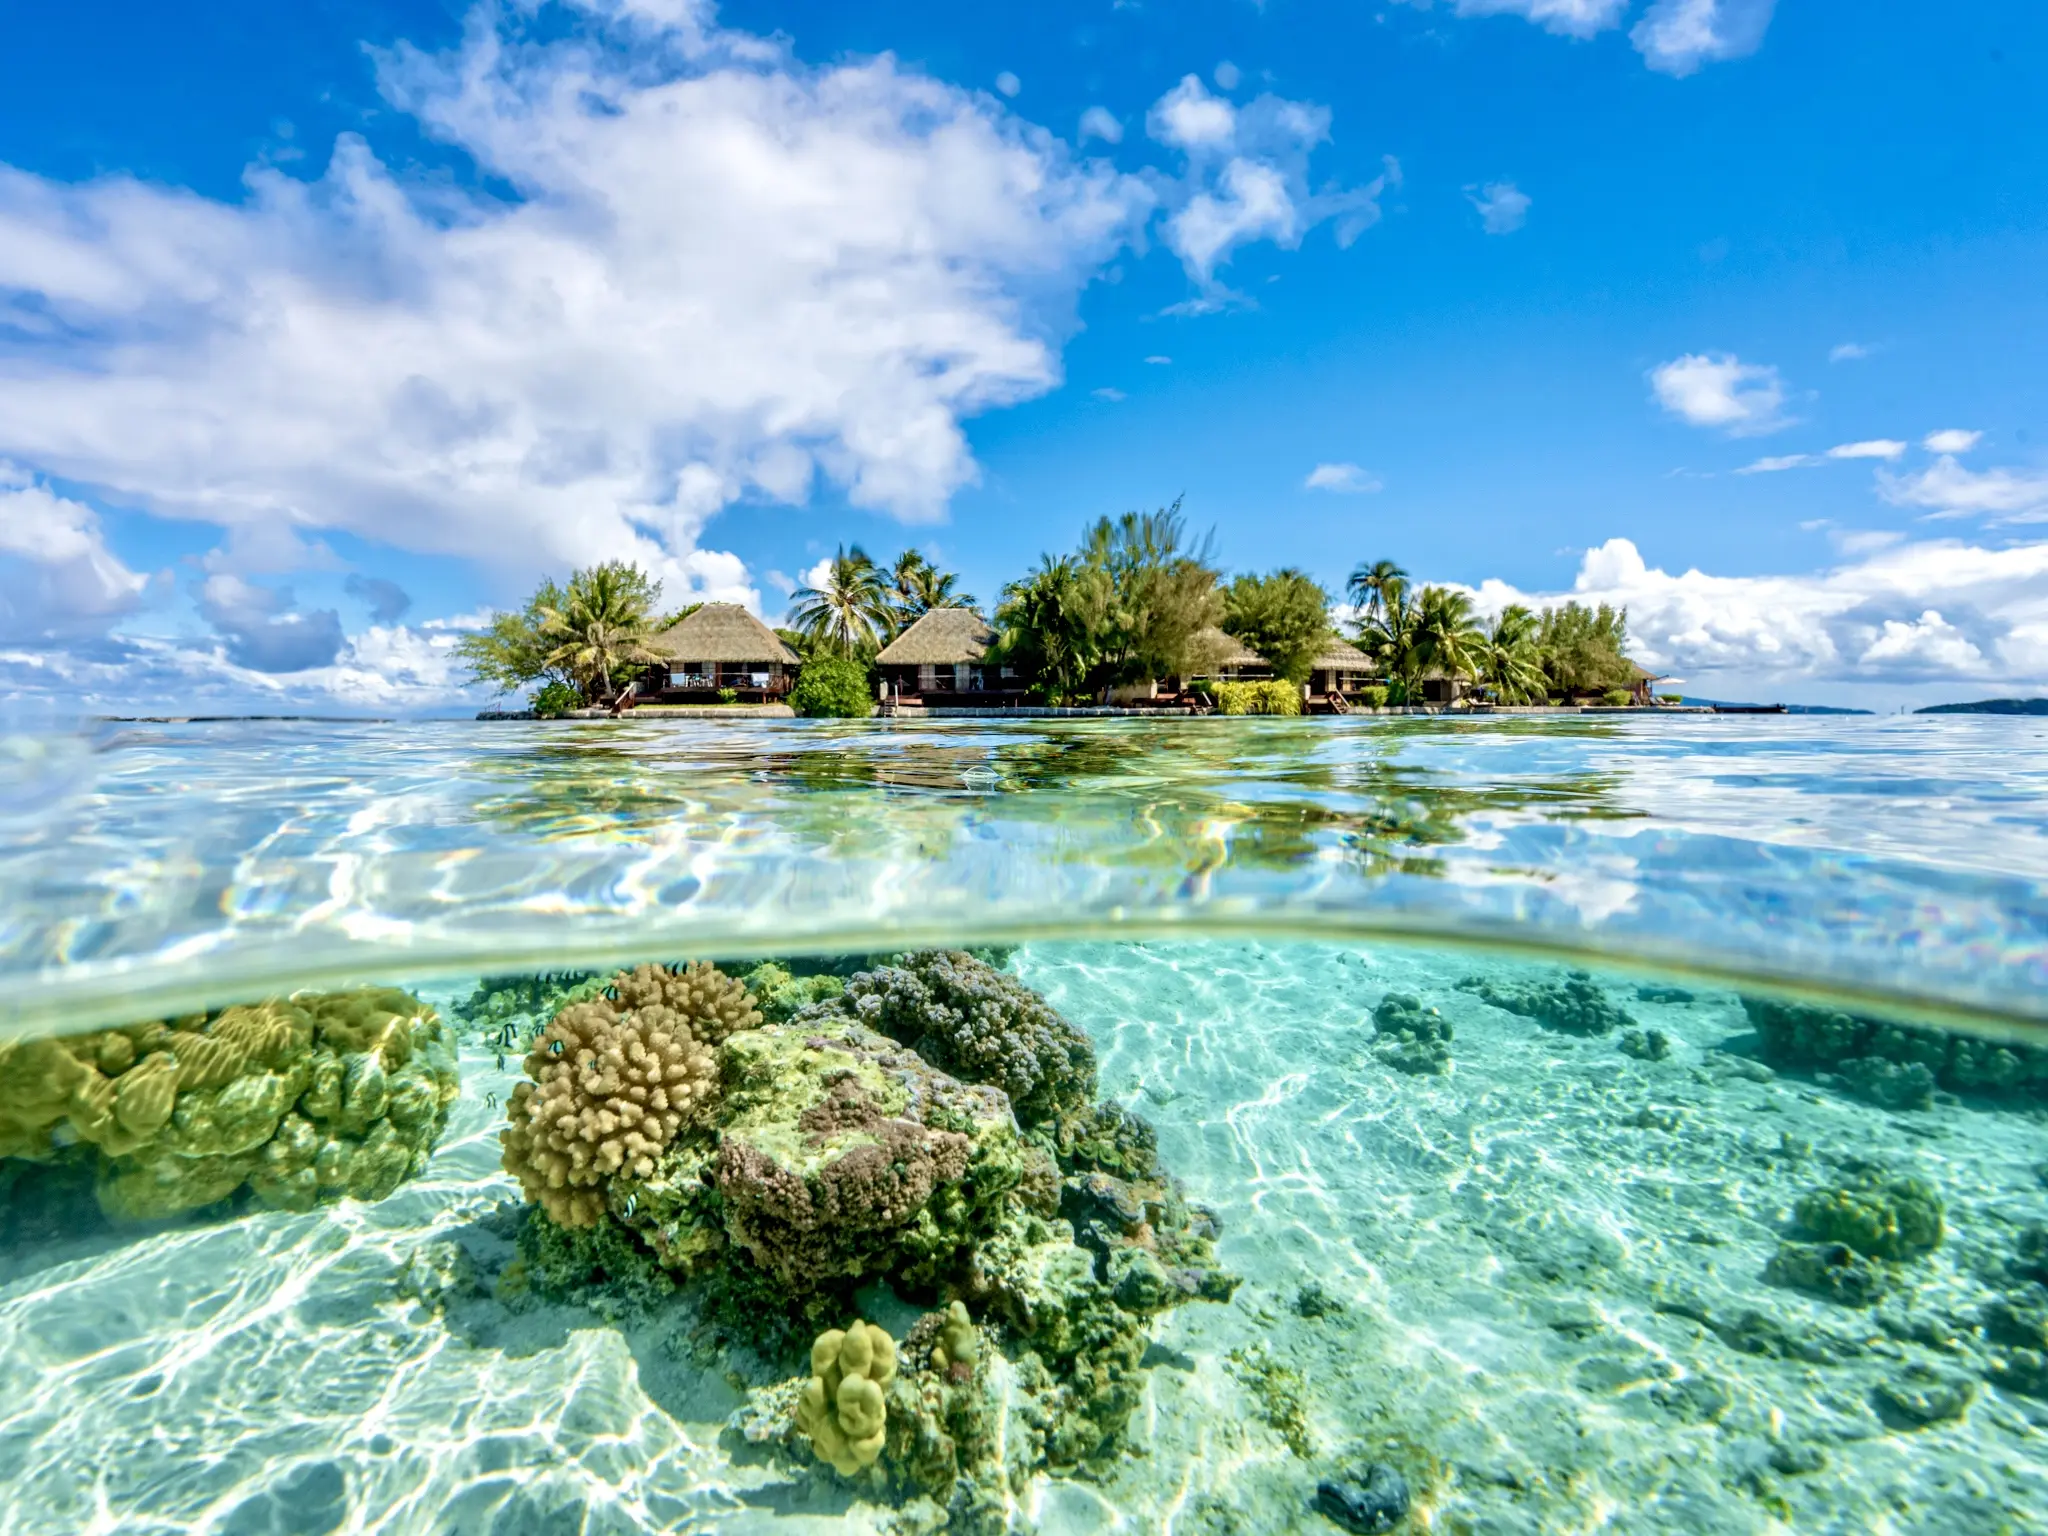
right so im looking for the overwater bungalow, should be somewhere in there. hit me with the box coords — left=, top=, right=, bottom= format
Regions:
left=1308, top=638, right=1375, bottom=701
left=644, top=603, right=800, bottom=703
left=1182, top=626, right=1269, bottom=682
left=873, top=607, right=1026, bottom=705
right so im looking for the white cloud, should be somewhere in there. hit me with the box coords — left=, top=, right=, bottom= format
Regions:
left=1466, top=181, right=1530, bottom=234
left=0, top=0, right=1157, bottom=613
left=1631, top=0, right=1776, bottom=76
left=1304, top=462, right=1382, bottom=493
left=1147, top=77, right=1390, bottom=305
left=1091, top=387, right=1127, bottom=402
left=797, top=556, right=836, bottom=593
left=995, top=71, right=1021, bottom=98
left=1407, top=0, right=1630, bottom=40
left=195, top=572, right=345, bottom=673
left=1078, top=106, right=1123, bottom=145
left=1826, top=439, right=1906, bottom=461
left=1829, top=342, right=1872, bottom=363
left=1144, top=355, right=1172, bottom=365
left=1878, top=457, right=2048, bottom=521
left=0, top=468, right=150, bottom=638
left=1464, top=533, right=2048, bottom=689
left=1923, top=429, right=1982, bottom=455
left=1213, top=61, right=1242, bottom=90
left=1735, top=453, right=1818, bottom=474
left=1649, top=353, right=1789, bottom=436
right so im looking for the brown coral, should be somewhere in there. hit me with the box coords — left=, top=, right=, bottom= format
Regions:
left=500, top=973, right=726, bottom=1228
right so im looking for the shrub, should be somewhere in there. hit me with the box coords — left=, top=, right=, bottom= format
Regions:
left=1214, top=680, right=1302, bottom=716
left=530, top=680, right=582, bottom=718
left=790, top=657, right=874, bottom=718
left=1355, top=685, right=1388, bottom=709
left=717, top=687, right=739, bottom=705
left=1600, top=688, right=1633, bottom=707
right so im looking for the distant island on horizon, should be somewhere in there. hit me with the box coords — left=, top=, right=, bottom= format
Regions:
left=1915, top=698, right=2048, bottom=716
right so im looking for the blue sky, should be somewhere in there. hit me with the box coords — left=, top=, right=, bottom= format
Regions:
left=1, top=0, right=2044, bottom=712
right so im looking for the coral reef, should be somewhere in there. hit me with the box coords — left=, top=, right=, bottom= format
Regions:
left=1456, top=970, right=1634, bottom=1036
left=453, top=970, right=602, bottom=1046
left=737, top=961, right=846, bottom=1024
left=500, top=962, right=751, bottom=1227
left=797, top=1320, right=898, bottom=1476
left=1743, top=995, right=2048, bottom=1103
left=1793, top=1170, right=1944, bottom=1261
left=1764, top=1242, right=1892, bottom=1307
left=1316, top=1461, right=1412, bottom=1534
left=0, top=989, right=458, bottom=1222
left=802, top=950, right=1098, bottom=1131
left=1370, top=993, right=1452, bottom=1075
left=1618, top=1028, right=1671, bottom=1062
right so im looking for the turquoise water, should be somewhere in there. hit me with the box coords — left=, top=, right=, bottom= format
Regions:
left=3, top=716, right=2047, bottom=1533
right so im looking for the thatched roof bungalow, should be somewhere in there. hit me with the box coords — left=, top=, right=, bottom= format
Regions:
left=1308, top=637, right=1375, bottom=698
left=1181, top=626, right=1269, bottom=680
left=645, top=603, right=800, bottom=700
left=874, top=608, right=1022, bottom=701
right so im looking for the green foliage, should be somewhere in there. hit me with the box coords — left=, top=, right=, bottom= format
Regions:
left=790, top=655, right=875, bottom=718
left=789, top=545, right=893, bottom=657
left=529, top=680, right=582, bottom=718
left=537, top=561, right=663, bottom=702
left=657, top=601, right=703, bottom=630
left=992, top=555, right=1105, bottom=704
left=1222, top=569, right=1331, bottom=684
left=1477, top=604, right=1547, bottom=703
left=454, top=577, right=568, bottom=695
left=1355, top=684, right=1389, bottom=708
left=717, top=687, right=739, bottom=705
left=1214, top=679, right=1303, bottom=716
left=1600, top=688, right=1633, bottom=706
left=1536, top=601, right=1633, bottom=696
left=889, top=550, right=978, bottom=630
left=1078, top=499, right=1223, bottom=686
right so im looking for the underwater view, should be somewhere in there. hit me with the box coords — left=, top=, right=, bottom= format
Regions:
left=4, top=715, right=2048, bottom=1535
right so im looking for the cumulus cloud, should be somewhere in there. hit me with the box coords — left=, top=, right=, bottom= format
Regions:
left=1466, top=181, right=1530, bottom=234
left=344, top=573, right=413, bottom=622
left=1399, top=0, right=1630, bottom=40
left=0, top=469, right=150, bottom=639
left=1465, top=534, right=2048, bottom=690
left=1305, top=462, right=1382, bottom=493
left=1735, top=453, right=1817, bottom=474
left=1878, top=457, right=2048, bottom=521
left=0, top=0, right=1158, bottom=614
left=1923, top=429, right=1982, bottom=455
left=1827, top=439, right=1906, bottom=461
left=1146, top=76, right=1391, bottom=307
left=1649, top=353, right=1789, bottom=436
left=1631, top=0, right=1777, bottom=76
left=196, top=573, right=346, bottom=673
left=1078, top=106, right=1123, bottom=145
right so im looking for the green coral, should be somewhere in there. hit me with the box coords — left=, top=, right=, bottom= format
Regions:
left=1456, top=969, right=1633, bottom=1036
left=1, top=989, right=459, bottom=1223
left=1793, top=1171, right=1944, bottom=1261
left=1743, top=996, right=2048, bottom=1103
left=737, top=962, right=847, bottom=1024
left=797, top=1320, right=898, bottom=1475
left=1370, top=993, right=1452, bottom=1075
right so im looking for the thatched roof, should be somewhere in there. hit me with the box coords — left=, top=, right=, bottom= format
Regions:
left=1310, top=637, right=1375, bottom=672
left=874, top=607, right=994, bottom=666
left=647, top=603, right=799, bottom=665
left=1184, top=626, right=1268, bottom=672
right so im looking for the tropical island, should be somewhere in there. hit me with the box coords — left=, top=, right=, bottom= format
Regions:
left=459, top=501, right=1657, bottom=719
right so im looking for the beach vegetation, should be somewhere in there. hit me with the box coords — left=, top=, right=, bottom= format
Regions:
left=1215, top=679, right=1303, bottom=716
left=1536, top=601, right=1633, bottom=697
left=1222, top=568, right=1331, bottom=684
left=789, top=545, right=894, bottom=657
left=790, top=655, right=875, bottom=718
left=456, top=560, right=662, bottom=705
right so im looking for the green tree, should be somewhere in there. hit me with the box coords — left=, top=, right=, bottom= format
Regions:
left=1535, top=602, right=1632, bottom=697
left=1222, top=569, right=1332, bottom=684
left=1346, top=559, right=1408, bottom=626
left=455, top=577, right=569, bottom=696
left=991, top=555, right=1105, bottom=704
left=789, top=545, right=893, bottom=657
left=1409, top=586, right=1485, bottom=687
left=889, top=550, right=978, bottom=629
left=1076, top=497, right=1222, bottom=687
left=535, top=561, right=662, bottom=703
left=1476, top=604, right=1547, bottom=703
left=789, top=655, right=875, bottom=718
left=1351, top=575, right=1417, bottom=700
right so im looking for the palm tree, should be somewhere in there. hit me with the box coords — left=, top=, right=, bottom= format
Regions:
left=1346, top=559, right=1408, bottom=625
left=1476, top=604, right=1547, bottom=703
left=789, top=545, right=893, bottom=656
left=1409, top=586, right=1485, bottom=687
left=890, top=550, right=978, bottom=627
left=536, top=561, right=661, bottom=702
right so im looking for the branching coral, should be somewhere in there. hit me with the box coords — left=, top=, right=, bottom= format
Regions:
left=499, top=962, right=747, bottom=1227
left=0, top=990, right=458, bottom=1222
left=797, top=1320, right=898, bottom=1475
left=807, top=949, right=1097, bottom=1130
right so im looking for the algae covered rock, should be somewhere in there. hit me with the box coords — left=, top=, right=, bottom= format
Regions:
left=797, top=1320, right=898, bottom=1475
left=738, top=962, right=848, bottom=1024
left=807, top=950, right=1098, bottom=1131
left=1371, top=993, right=1452, bottom=1075
left=1, top=989, right=458, bottom=1223
left=1794, top=1170, right=1944, bottom=1261
left=1456, top=969, right=1634, bottom=1036
left=1743, top=995, right=2048, bottom=1103
left=1765, top=1242, right=1893, bottom=1307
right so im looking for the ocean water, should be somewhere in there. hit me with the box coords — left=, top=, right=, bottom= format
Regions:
left=3, top=716, right=2047, bottom=1534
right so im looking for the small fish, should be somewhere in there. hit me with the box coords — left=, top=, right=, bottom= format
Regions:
left=484, top=1091, right=499, bottom=1111
left=623, top=1194, right=638, bottom=1218
left=550, top=1039, right=565, bottom=1055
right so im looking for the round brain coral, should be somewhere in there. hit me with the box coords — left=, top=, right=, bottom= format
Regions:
left=502, top=963, right=745, bottom=1227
